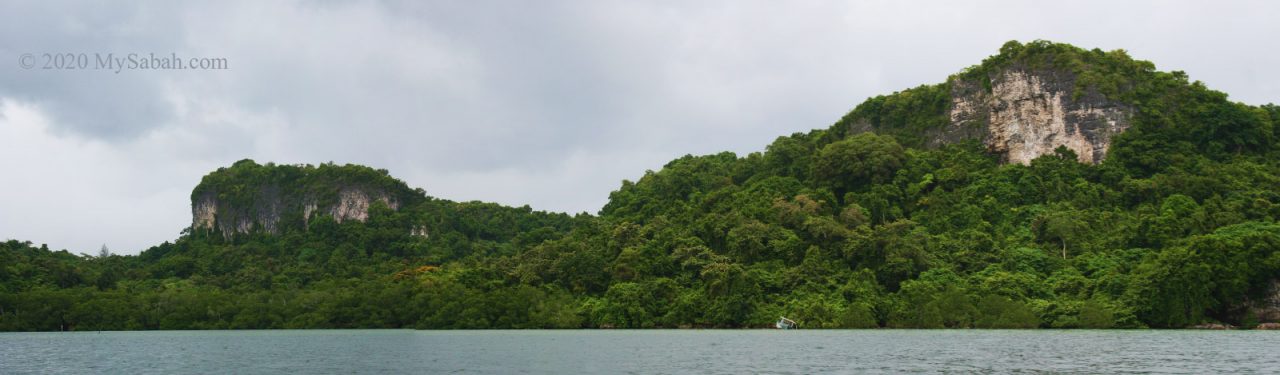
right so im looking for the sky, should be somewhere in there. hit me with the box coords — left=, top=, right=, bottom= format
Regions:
left=2, top=0, right=1278, bottom=255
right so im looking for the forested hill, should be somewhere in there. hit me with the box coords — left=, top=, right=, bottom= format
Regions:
left=4, top=40, right=1280, bottom=331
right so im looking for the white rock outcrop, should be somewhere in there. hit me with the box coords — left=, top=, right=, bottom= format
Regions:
left=949, top=68, right=1132, bottom=164
left=328, top=188, right=399, bottom=223
left=191, top=186, right=400, bottom=238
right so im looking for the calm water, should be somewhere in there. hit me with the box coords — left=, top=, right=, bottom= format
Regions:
left=1, top=330, right=1277, bottom=374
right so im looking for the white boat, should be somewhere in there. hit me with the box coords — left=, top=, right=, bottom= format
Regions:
left=775, top=317, right=797, bottom=329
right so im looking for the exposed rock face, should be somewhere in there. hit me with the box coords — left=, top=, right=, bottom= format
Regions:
left=329, top=188, right=399, bottom=223
left=848, top=65, right=1134, bottom=164
left=192, top=195, right=218, bottom=230
left=192, top=185, right=400, bottom=238
left=1252, top=280, right=1280, bottom=323
left=1188, top=323, right=1235, bottom=330
left=949, top=67, right=1132, bottom=164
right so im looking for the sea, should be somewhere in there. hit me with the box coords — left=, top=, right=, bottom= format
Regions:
left=2, top=329, right=1277, bottom=374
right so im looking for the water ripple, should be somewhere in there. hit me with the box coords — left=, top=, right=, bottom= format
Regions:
left=0, top=330, right=1277, bottom=374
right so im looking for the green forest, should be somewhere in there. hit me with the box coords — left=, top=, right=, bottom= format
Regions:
left=3, top=40, right=1279, bottom=331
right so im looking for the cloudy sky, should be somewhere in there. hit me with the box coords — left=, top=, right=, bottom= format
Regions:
left=2, top=1, right=1277, bottom=255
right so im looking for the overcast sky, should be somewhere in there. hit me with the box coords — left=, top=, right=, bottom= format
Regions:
left=2, top=1, right=1277, bottom=255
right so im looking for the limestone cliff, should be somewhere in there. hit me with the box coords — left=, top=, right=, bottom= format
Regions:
left=841, top=41, right=1139, bottom=165
left=192, top=187, right=400, bottom=237
left=190, top=160, right=414, bottom=238
left=949, top=66, right=1132, bottom=164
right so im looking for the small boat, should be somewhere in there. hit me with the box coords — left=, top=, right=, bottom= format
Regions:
left=775, top=317, right=797, bottom=329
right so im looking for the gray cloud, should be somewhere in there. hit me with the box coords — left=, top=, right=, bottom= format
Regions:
left=0, top=2, right=189, bottom=139
left=1, top=0, right=1278, bottom=254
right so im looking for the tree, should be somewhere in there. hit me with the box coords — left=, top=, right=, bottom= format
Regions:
left=813, top=133, right=905, bottom=196
left=975, top=295, right=1039, bottom=328
left=1034, top=207, right=1088, bottom=259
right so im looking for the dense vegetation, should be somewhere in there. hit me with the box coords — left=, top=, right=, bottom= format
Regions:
left=3, top=40, right=1279, bottom=330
